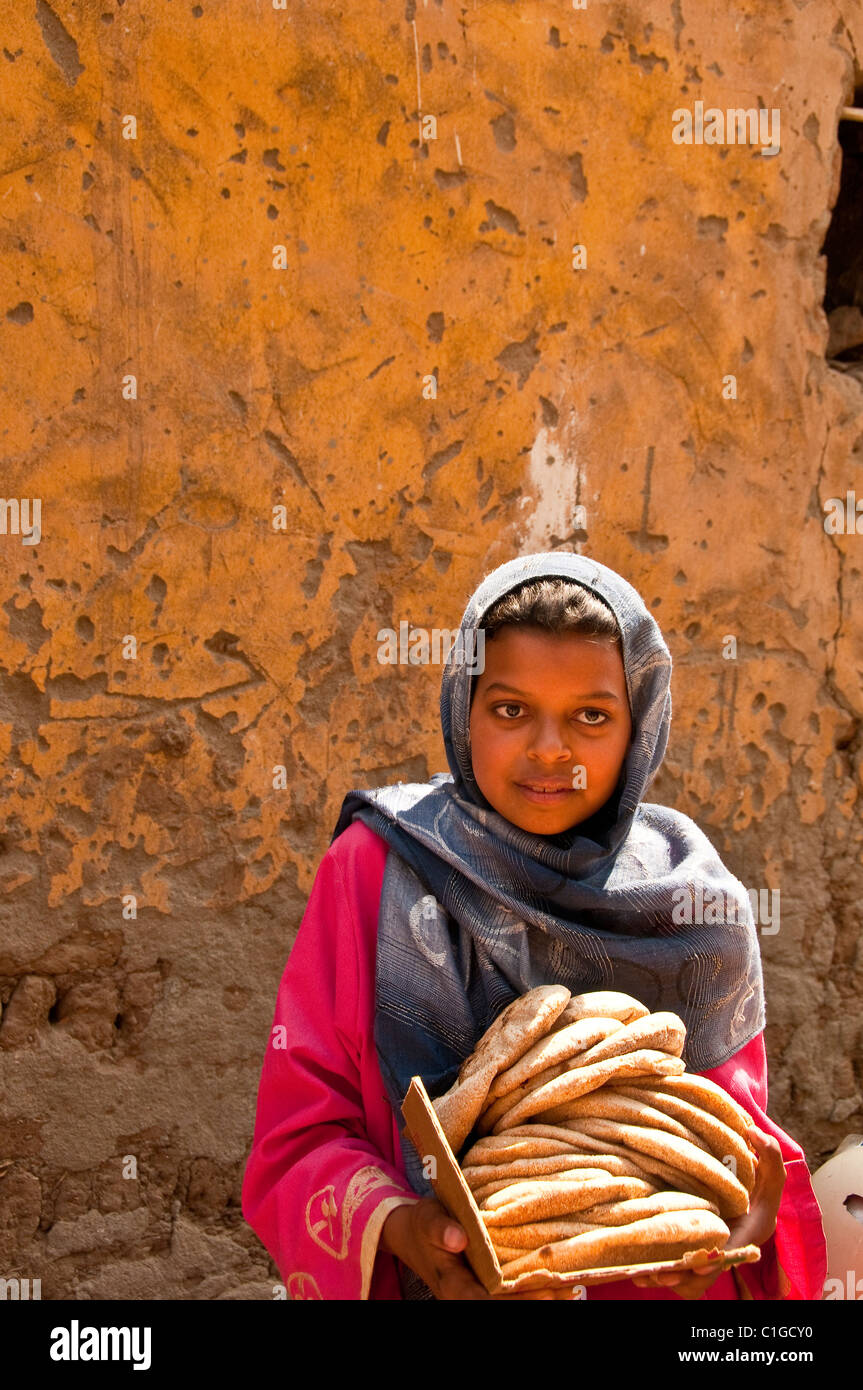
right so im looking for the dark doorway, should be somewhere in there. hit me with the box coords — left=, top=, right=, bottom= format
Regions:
left=823, top=86, right=863, bottom=380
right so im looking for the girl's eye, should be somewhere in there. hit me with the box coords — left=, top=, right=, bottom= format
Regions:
left=492, top=704, right=610, bottom=725
left=495, top=702, right=523, bottom=719
left=579, top=709, right=610, bottom=726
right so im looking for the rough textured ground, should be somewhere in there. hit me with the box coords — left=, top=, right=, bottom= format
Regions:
left=0, top=1, right=860, bottom=1299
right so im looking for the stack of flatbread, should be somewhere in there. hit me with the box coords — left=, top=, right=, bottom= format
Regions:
left=431, top=986, right=758, bottom=1277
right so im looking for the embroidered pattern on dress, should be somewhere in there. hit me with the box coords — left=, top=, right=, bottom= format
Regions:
left=287, top=1272, right=322, bottom=1300
left=306, top=1185, right=339, bottom=1253
left=306, top=1166, right=395, bottom=1259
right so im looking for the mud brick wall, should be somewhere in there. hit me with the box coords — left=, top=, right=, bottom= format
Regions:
left=0, top=1, right=861, bottom=1299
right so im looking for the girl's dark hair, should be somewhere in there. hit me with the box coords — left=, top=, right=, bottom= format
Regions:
left=479, top=577, right=622, bottom=646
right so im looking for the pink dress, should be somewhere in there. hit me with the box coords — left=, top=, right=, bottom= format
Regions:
left=241, top=820, right=828, bottom=1301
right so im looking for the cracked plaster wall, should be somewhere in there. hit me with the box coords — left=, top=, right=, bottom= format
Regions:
left=0, top=0, right=861, bottom=1299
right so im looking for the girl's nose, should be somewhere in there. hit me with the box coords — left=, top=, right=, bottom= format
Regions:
left=527, top=722, right=573, bottom=760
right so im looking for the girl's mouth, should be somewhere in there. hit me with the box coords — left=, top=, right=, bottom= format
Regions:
left=516, top=783, right=576, bottom=804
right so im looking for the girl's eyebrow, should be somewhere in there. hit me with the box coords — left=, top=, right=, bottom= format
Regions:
left=483, top=682, right=621, bottom=701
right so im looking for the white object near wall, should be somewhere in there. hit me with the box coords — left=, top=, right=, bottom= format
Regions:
left=811, top=1134, right=863, bottom=1300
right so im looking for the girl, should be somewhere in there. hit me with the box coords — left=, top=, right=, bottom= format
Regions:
left=241, top=552, right=827, bottom=1301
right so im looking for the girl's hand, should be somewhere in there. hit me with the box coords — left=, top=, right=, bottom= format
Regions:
left=631, top=1125, right=786, bottom=1300
left=380, top=1194, right=576, bottom=1300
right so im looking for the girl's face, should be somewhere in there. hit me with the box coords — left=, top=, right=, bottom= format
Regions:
left=468, top=627, right=633, bottom=836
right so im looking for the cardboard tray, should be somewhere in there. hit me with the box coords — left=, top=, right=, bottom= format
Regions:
left=401, top=1076, right=762, bottom=1294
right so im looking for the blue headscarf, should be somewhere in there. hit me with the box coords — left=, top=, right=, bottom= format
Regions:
left=332, top=552, right=765, bottom=1189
